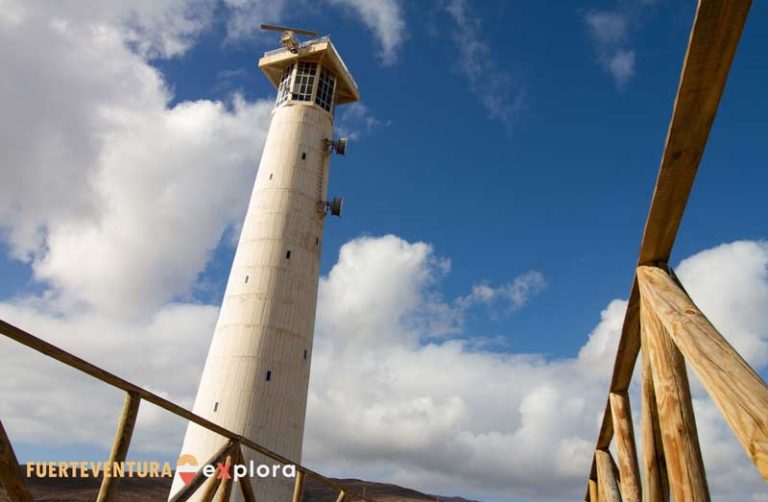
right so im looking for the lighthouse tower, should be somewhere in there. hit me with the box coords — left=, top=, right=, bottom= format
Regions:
left=171, top=30, right=359, bottom=501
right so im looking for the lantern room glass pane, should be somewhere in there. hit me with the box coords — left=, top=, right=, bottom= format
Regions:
left=315, top=67, right=336, bottom=113
left=293, top=62, right=316, bottom=102
left=276, top=65, right=293, bottom=106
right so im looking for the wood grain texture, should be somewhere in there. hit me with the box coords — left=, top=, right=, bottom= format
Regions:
left=640, top=339, right=669, bottom=502
left=96, top=391, right=141, bottom=502
left=584, top=2, right=752, bottom=494
left=610, top=391, right=642, bottom=501
left=638, top=0, right=752, bottom=265
left=0, top=420, right=33, bottom=502
left=588, top=478, right=599, bottom=502
left=595, top=450, right=621, bottom=502
left=588, top=284, right=639, bottom=490
left=641, top=292, right=709, bottom=501
left=638, top=265, right=768, bottom=480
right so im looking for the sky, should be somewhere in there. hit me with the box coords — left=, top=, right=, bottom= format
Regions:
left=0, top=1, right=766, bottom=501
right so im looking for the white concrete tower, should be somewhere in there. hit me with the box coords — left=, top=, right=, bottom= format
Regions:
left=171, top=32, right=359, bottom=501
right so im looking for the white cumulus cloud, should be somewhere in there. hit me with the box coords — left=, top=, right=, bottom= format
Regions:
left=329, top=0, right=406, bottom=65
left=0, top=0, right=274, bottom=317
left=1, top=2, right=767, bottom=501
left=2, top=230, right=767, bottom=500
left=302, top=237, right=768, bottom=500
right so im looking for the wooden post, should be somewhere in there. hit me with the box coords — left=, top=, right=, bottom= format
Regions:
left=236, top=448, right=256, bottom=502
left=640, top=289, right=709, bottom=501
left=640, top=336, right=669, bottom=502
left=639, top=265, right=768, bottom=480
left=292, top=469, right=305, bottom=502
left=170, top=439, right=236, bottom=502
left=216, top=453, right=234, bottom=502
left=594, top=450, right=621, bottom=502
left=609, top=391, right=642, bottom=501
left=588, top=478, right=599, bottom=502
left=200, top=474, right=223, bottom=502
left=336, top=489, right=347, bottom=502
left=97, top=391, right=141, bottom=502
left=0, top=420, right=33, bottom=502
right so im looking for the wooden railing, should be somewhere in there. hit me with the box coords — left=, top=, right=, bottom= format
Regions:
left=584, top=1, right=768, bottom=500
left=0, top=319, right=375, bottom=502
left=1, top=2, right=766, bottom=502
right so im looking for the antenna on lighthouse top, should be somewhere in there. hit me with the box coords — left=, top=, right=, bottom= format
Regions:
left=260, top=24, right=318, bottom=53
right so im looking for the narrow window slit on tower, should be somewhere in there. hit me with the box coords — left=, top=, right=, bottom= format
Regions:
left=303, top=349, right=308, bottom=360
left=266, top=370, right=272, bottom=381
left=213, top=402, right=219, bottom=412
left=301, top=152, right=306, bottom=160
left=244, top=275, right=249, bottom=283
left=286, top=250, right=291, bottom=259
left=269, top=173, right=273, bottom=180
left=315, top=237, right=319, bottom=245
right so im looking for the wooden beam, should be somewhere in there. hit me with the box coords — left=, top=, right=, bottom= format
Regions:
left=587, top=284, right=640, bottom=498
left=236, top=448, right=256, bottom=502
left=608, top=283, right=643, bottom=395
left=216, top=453, right=234, bottom=502
left=640, top=337, right=669, bottom=502
left=584, top=0, right=752, bottom=495
left=640, top=291, right=709, bottom=500
left=595, top=450, right=621, bottom=502
left=0, top=420, right=32, bottom=502
left=336, top=489, right=348, bottom=502
left=609, top=392, right=641, bottom=501
left=638, top=0, right=752, bottom=265
left=638, top=265, right=768, bottom=480
left=588, top=478, right=599, bottom=502
left=199, top=474, right=223, bottom=502
left=0, top=318, right=375, bottom=502
left=586, top=0, right=753, bottom=489
left=97, top=391, right=141, bottom=502
left=292, top=469, right=305, bottom=502
left=170, top=440, right=237, bottom=502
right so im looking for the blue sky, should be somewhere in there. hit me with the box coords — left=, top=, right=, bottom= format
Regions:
left=1, top=1, right=766, bottom=500
left=156, top=0, right=768, bottom=357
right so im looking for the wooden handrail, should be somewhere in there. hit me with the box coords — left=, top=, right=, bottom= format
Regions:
left=585, top=0, right=753, bottom=498
left=0, top=318, right=376, bottom=501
